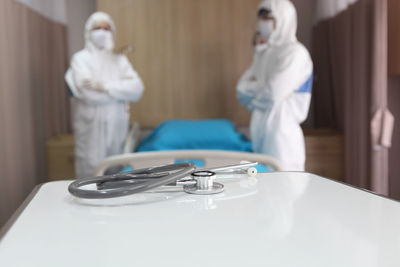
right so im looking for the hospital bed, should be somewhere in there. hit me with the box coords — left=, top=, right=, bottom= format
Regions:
left=100, top=118, right=282, bottom=175
left=95, top=149, right=283, bottom=176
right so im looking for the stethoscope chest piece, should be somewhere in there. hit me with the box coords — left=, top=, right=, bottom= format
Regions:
left=183, top=171, right=224, bottom=195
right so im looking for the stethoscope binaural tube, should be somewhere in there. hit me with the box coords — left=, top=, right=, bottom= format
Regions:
left=68, top=163, right=195, bottom=199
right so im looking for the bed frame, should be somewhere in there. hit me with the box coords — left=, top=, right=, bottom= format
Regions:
left=95, top=150, right=283, bottom=176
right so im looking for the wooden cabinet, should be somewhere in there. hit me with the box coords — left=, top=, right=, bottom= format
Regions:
left=388, top=0, right=400, bottom=75
left=46, top=135, right=75, bottom=181
left=304, top=129, right=344, bottom=182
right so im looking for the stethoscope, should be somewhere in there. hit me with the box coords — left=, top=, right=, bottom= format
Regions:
left=68, top=162, right=258, bottom=199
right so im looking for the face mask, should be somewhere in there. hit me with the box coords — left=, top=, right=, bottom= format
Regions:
left=90, top=29, right=114, bottom=50
left=258, top=20, right=274, bottom=40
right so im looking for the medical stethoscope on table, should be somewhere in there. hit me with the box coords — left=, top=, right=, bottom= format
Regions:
left=68, top=162, right=258, bottom=199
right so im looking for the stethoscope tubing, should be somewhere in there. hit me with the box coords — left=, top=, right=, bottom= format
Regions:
left=68, top=163, right=195, bottom=199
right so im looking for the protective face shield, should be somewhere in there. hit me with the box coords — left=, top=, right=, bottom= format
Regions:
left=90, top=29, right=114, bottom=51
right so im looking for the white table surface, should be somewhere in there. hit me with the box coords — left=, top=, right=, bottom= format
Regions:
left=0, top=172, right=400, bottom=267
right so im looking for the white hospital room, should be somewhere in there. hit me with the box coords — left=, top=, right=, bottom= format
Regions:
left=0, top=0, right=400, bottom=266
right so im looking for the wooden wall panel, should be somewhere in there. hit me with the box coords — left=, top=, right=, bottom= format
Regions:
left=0, top=0, right=69, bottom=228
left=97, top=0, right=261, bottom=127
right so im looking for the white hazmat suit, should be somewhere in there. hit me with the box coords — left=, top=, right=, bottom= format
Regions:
left=65, top=12, right=144, bottom=178
left=237, top=0, right=313, bottom=171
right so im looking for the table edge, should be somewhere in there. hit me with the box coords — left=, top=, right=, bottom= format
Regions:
left=275, top=171, right=400, bottom=204
left=0, top=184, right=43, bottom=242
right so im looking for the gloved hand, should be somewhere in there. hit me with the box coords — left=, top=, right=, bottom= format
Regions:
left=237, top=84, right=258, bottom=112
left=244, top=80, right=258, bottom=96
left=251, top=96, right=273, bottom=112
left=82, top=79, right=107, bottom=93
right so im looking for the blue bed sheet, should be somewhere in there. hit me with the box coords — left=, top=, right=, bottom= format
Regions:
left=117, top=119, right=274, bottom=173
left=136, top=119, right=252, bottom=152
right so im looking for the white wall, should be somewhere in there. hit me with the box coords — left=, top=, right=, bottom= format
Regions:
left=15, top=0, right=67, bottom=24
left=314, top=0, right=359, bottom=22
left=65, top=0, right=96, bottom=58
left=15, top=0, right=95, bottom=58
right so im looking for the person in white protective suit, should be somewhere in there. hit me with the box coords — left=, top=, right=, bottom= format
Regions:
left=65, top=12, right=144, bottom=178
left=237, top=0, right=313, bottom=171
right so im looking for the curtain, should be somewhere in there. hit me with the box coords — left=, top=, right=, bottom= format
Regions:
left=0, top=0, right=70, bottom=227
left=312, top=0, right=393, bottom=195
